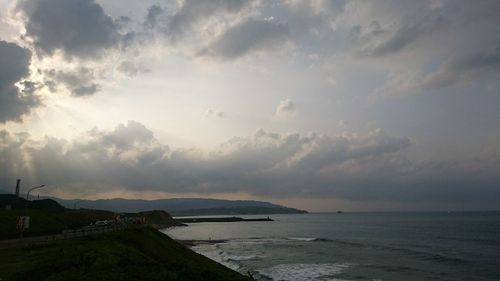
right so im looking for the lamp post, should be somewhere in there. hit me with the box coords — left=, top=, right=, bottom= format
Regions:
left=26, top=185, right=45, bottom=200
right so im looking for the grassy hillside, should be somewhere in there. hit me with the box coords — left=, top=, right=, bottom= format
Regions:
left=123, top=210, right=185, bottom=227
left=0, top=208, right=187, bottom=239
left=0, top=209, right=114, bottom=239
left=0, top=194, right=64, bottom=209
left=0, top=227, right=249, bottom=281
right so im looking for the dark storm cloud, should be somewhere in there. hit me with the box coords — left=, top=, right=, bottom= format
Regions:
left=144, top=5, right=164, bottom=29
left=423, top=46, right=500, bottom=89
left=200, top=19, right=289, bottom=59
left=1, top=122, right=498, bottom=207
left=0, top=40, right=39, bottom=123
left=15, top=0, right=130, bottom=59
left=43, top=67, right=100, bottom=97
left=351, top=16, right=440, bottom=58
left=349, top=1, right=500, bottom=58
left=347, top=1, right=449, bottom=58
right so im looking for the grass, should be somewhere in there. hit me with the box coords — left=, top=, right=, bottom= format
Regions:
left=0, top=209, right=114, bottom=239
left=0, top=227, right=250, bottom=281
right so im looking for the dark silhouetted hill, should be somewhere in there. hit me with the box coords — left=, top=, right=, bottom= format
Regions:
left=53, top=197, right=308, bottom=215
left=0, top=194, right=63, bottom=209
left=123, top=210, right=185, bottom=227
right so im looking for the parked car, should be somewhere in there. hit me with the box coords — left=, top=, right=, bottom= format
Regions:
left=94, top=220, right=110, bottom=226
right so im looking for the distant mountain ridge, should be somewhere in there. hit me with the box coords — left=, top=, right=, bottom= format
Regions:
left=52, top=197, right=307, bottom=215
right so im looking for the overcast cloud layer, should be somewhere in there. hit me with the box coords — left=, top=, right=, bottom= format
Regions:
left=0, top=0, right=499, bottom=210
left=0, top=40, right=39, bottom=123
left=1, top=121, right=499, bottom=206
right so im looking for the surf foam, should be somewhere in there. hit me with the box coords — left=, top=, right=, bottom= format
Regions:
left=191, top=243, right=241, bottom=271
left=257, top=263, right=350, bottom=281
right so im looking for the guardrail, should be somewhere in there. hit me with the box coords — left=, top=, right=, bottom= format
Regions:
left=61, top=224, right=129, bottom=239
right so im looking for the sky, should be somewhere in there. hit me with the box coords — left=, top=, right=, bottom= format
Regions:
left=0, top=0, right=499, bottom=212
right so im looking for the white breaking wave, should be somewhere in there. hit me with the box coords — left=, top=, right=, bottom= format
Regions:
left=225, top=254, right=264, bottom=261
left=191, top=243, right=241, bottom=271
left=287, top=237, right=317, bottom=242
left=257, top=263, right=350, bottom=281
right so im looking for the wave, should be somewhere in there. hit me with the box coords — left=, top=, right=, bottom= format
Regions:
left=323, top=238, right=471, bottom=265
left=435, top=235, right=500, bottom=245
left=285, top=237, right=333, bottom=242
left=226, top=254, right=264, bottom=261
left=366, top=264, right=438, bottom=275
left=287, top=237, right=318, bottom=242
left=256, top=263, right=350, bottom=281
left=193, top=235, right=470, bottom=278
left=191, top=244, right=241, bottom=271
left=281, top=237, right=470, bottom=265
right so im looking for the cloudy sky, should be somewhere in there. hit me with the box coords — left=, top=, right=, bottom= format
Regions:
left=0, top=0, right=499, bottom=211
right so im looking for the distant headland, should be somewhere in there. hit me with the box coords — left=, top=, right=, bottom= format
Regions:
left=50, top=197, right=308, bottom=216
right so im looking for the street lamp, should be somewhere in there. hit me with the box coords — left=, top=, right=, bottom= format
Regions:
left=26, top=185, right=45, bottom=200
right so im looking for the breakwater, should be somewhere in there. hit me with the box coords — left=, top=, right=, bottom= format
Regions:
left=175, top=216, right=273, bottom=223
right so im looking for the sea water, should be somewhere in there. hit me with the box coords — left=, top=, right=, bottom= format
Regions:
left=163, top=212, right=500, bottom=281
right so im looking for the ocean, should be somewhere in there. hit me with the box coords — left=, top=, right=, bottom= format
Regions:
left=163, top=212, right=500, bottom=281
